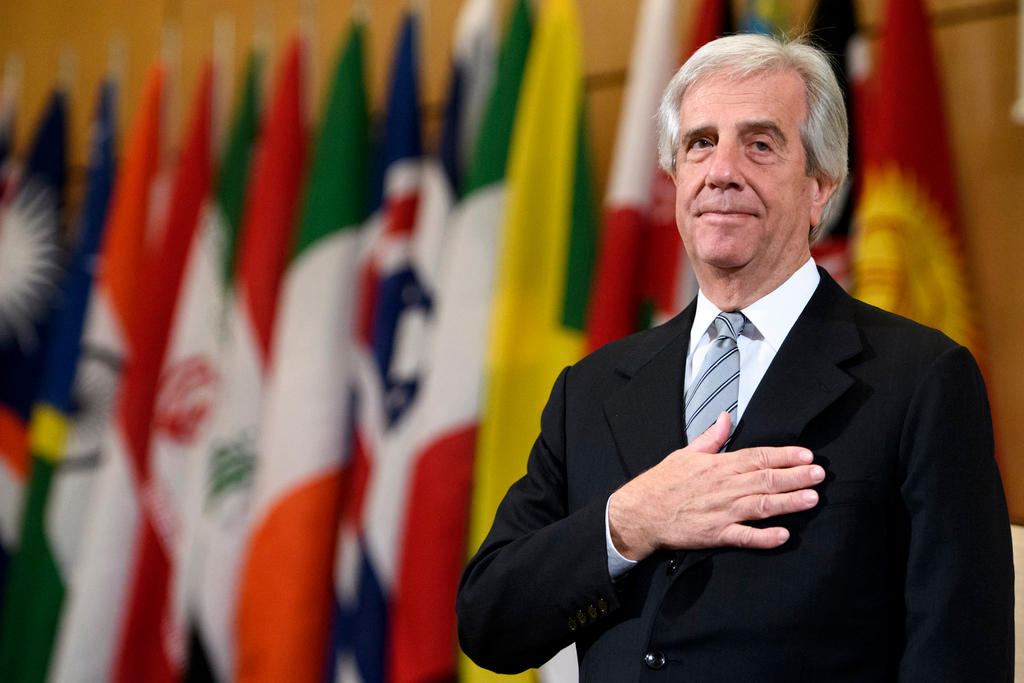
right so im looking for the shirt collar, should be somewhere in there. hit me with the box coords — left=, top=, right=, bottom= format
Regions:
left=690, top=258, right=820, bottom=353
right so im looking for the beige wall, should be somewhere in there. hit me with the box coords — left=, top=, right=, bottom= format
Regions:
left=3, top=0, right=1023, bottom=517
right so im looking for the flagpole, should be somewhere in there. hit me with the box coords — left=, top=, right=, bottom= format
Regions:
left=299, top=0, right=317, bottom=124
left=353, top=0, right=370, bottom=24
left=1, top=52, right=22, bottom=112
left=1013, top=0, right=1024, bottom=124
left=58, top=46, right=77, bottom=95
left=255, top=2, right=273, bottom=115
left=161, top=22, right=181, bottom=160
left=107, top=34, right=126, bottom=88
left=213, top=13, right=234, bottom=159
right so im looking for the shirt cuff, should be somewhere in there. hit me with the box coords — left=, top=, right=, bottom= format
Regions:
left=606, top=495, right=638, bottom=579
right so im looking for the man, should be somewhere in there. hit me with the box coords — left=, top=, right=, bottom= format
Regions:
left=456, top=34, right=1013, bottom=682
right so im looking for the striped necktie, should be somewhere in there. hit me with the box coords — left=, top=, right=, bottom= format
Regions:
left=685, top=311, right=745, bottom=446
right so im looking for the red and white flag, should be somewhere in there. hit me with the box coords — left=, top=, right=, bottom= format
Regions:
left=109, top=63, right=215, bottom=683
left=586, top=0, right=682, bottom=351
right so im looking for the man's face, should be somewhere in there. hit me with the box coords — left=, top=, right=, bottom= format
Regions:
left=674, top=69, right=835, bottom=287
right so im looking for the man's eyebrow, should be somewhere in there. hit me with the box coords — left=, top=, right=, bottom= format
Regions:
left=739, top=120, right=788, bottom=149
left=680, top=125, right=716, bottom=144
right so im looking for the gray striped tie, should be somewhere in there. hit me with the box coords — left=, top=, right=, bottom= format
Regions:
left=685, top=311, right=745, bottom=446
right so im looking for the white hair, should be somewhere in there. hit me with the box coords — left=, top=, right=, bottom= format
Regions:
left=656, top=34, right=849, bottom=241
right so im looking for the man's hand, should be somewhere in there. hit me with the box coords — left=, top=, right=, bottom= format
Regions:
left=608, top=411, right=823, bottom=561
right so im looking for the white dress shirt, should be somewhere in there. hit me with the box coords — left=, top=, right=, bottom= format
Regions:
left=606, top=258, right=821, bottom=577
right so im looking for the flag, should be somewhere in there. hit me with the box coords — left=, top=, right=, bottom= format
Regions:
left=47, top=64, right=163, bottom=683
left=191, top=38, right=307, bottom=683
left=0, top=81, right=108, bottom=683
left=174, top=51, right=262, bottom=683
left=852, top=0, right=978, bottom=351
left=808, top=0, right=865, bottom=288
left=0, top=81, right=15, bottom=201
left=438, top=0, right=497, bottom=195
left=463, top=0, right=597, bottom=680
left=234, top=23, right=368, bottom=683
left=585, top=0, right=679, bottom=351
left=387, top=0, right=510, bottom=680
left=587, top=0, right=732, bottom=350
left=738, top=0, right=788, bottom=35
left=330, top=11, right=429, bottom=682
left=105, top=63, right=214, bottom=683
left=0, top=89, right=66, bottom=624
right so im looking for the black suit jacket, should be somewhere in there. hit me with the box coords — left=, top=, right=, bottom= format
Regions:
left=457, top=270, right=1014, bottom=682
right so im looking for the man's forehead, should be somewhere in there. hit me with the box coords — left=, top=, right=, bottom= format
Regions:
left=680, top=68, right=806, bottom=124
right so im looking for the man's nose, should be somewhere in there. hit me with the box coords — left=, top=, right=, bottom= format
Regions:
left=705, top=141, right=744, bottom=189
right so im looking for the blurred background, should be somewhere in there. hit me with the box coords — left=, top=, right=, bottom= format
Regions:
left=0, top=0, right=1022, bottom=681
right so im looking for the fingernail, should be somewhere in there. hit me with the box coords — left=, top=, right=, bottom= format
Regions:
left=803, top=490, right=819, bottom=505
left=797, top=450, right=813, bottom=463
left=777, top=528, right=790, bottom=544
left=809, top=465, right=825, bottom=482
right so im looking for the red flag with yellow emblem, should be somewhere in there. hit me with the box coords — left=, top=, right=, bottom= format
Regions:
left=852, top=0, right=978, bottom=352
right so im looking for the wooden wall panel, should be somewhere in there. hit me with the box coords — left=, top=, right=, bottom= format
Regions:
left=935, top=13, right=1024, bottom=519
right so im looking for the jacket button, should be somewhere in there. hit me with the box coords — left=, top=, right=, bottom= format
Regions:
left=644, top=650, right=666, bottom=669
left=568, top=617, right=578, bottom=632
left=576, top=609, right=587, bottom=625
left=587, top=604, right=598, bottom=619
left=597, top=598, right=608, bottom=615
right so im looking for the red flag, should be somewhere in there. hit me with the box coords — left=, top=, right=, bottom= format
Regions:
left=112, top=63, right=214, bottom=683
left=586, top=0, right=731, bottom=351
left=852, top=0, right=978, bottom=353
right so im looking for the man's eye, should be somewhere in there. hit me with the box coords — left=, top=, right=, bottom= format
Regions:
left=752, top=140, right=772, bottom=152
left=690, top=138, right=712, bottom=150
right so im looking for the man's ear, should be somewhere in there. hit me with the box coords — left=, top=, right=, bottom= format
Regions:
left=808, top=176, right=839, bottom=227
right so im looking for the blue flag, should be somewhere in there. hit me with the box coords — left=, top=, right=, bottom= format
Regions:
left=38, top=81, right=116, bottom=413
left=0, top=89, right=67, bottom=619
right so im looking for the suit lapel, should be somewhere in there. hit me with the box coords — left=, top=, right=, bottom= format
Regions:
left=603, top=302, right=695, bottom=479
left=729, top=269, right=861, bottom=451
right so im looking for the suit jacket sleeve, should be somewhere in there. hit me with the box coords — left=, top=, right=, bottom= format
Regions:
left=456, top=366, right=622, bottom=674
left=898, top=344, right=1014, bottom=681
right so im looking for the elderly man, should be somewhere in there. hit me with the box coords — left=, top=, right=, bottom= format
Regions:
left=456, top=33, right=1013, bottom=681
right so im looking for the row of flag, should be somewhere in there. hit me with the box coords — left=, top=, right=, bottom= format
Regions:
left=0, top=0, right=980, bottom=682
